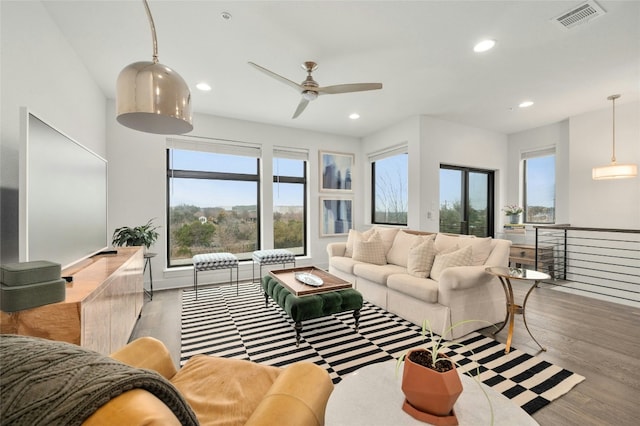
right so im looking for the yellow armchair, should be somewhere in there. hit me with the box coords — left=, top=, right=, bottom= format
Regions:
left=84, top=336, right=334, bottom=426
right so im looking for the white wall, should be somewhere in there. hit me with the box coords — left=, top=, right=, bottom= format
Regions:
left=0, top=1, right=106, bottom=263
left=106, top=101, right=360, bottom=289
left=361, top=115, right=509, bottom=234
left=569, top=101, right=640, bottom=228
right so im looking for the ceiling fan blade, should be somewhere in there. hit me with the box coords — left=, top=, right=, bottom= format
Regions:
left=292, top=98, right=309, bottom=119
left=248, top=62, right=302, bottom=92
left=317, top=82, right=383, bottom=95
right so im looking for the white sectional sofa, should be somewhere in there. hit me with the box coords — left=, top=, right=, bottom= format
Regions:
left=327, top=227, right=511, bottom=338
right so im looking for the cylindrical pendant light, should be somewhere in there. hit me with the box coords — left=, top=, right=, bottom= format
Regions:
left=116, top=0, right=192, bottom=135
left=592, top=94, right=638, bottom=180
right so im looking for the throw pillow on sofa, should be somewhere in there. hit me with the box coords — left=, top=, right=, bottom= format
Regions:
left=434, top=234, right=493, bottom=266
left=407, top=237, right=437, bottom=278
left=352, top=232, right=387, bottom=265
left=371, top=226, right=400, bottom=255
left=345, top=228, right=375, bottom=257
left=386, top=230, right=424, bottom=267
left=430, top=245, right=473, bottom=281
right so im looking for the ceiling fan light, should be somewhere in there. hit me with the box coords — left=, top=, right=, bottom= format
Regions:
left=473, top=39, right=496, bottom=53
left=302, top=90, right=318, bottom=101
left=592, top=163, right=638, bottom=180
left=117, top=61, right=193, bottom=134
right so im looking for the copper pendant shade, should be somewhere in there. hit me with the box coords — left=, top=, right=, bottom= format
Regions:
left=116, top=0, right=192, bottom=135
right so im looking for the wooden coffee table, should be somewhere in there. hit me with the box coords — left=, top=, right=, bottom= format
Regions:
left=263, top=266, right=363, bottom=346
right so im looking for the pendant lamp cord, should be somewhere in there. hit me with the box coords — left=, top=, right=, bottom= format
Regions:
left=607, top=94, right=621, bottom=164
left=143, top=0, right=159, bottom=64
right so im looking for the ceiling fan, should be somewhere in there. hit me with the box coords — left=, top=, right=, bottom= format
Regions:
left=248, top=61, right=383, bottom=119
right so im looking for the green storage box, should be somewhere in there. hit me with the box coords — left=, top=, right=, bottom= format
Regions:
left=0, top=261, right=61, bottom=287
left=0, top=279, right=66, bottom=313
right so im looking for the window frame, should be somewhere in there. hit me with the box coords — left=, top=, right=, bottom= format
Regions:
left=521, top=148, right=556, bottom=225
left=272, top=156, right=308, bottom=257
left=370, top=149, right=409, bottom=226
left=165, top=148, right=261, bottom=268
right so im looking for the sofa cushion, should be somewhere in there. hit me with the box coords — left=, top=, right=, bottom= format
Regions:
left=387, top=274, right=439, bottom=303
left=352, top=263, right=406, bottom=285
left=430, top=245, right=473, bottom=281
left=171, top=355, right=281, bottom=426
left=371, top=226, right=400, bottom=254
left=329, top=255, right=363, bottom=275
left=352, top=232, right=386, bottom=265
left=407, top=237, right=437, bottom=278
left=386, top=230, right=424, bottom=267
left=435, top=234, right=493, bottom=266
left=344, top=228, right=374, bottom=258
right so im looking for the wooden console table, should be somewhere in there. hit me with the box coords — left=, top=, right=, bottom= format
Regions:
left=0, top=247, right=144, bottom=355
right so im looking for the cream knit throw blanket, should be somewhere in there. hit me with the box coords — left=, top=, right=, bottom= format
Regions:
left=0, top=335, right=198, bottom=425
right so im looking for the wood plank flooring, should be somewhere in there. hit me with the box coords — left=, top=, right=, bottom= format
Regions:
left=130, top=280, right=640, bottom=426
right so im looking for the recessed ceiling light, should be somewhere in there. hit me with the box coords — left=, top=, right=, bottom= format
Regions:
left=349, top=113, right=360, bottom=120
left=196, top=82, right=212, bottom=91
left=519, top=101, right=534, bottom=108
left=473, top=39, right=496, bottom=53
left=221, top=11, right=232, bottom=21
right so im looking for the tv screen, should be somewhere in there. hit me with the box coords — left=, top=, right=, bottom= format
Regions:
left=20, top=110, right=108, bottom=269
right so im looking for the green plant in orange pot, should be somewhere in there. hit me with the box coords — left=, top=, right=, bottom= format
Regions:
left=397, top=319, right=496, bottom=425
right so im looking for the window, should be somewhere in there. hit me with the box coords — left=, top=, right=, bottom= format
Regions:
left=371, top=148, right=408, bottom=225
left=166, top=144, right=260, bottom=267
left=273, top=152, right=307, bottom=256
left=522, top=149, right=555, bottom=224
left=439, top=165, right=494, bottom=237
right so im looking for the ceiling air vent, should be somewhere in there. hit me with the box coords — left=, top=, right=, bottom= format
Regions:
left=552, top=1, right=606, bottom=30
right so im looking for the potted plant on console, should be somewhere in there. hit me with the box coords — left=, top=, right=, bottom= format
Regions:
left=503, top=204, right=523, bottom=224
left=397, top=319, right=494, bottom=426
left=111, top=219, right=160, bottom=252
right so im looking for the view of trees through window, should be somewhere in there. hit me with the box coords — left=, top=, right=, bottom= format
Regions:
left=167, top=149, right=259, bottom=267
left=372, top=152, right=408, bottom=225
left=439, top=166, right=493, bottom=237
left=523, top=154, right=555, bottom=223
left=273, top=157, right=306, bottom=255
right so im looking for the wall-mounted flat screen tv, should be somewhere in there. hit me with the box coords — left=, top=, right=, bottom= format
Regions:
left=20, top=110, right=108, bottom=269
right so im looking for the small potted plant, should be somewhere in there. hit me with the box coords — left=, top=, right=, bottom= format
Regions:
left=111, top=219, right=160, bottom=252
left=397, top=319, right=495, bottom=425
left=502, top=205, right=523, bottom=224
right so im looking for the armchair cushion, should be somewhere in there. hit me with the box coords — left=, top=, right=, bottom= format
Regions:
left=171, top=355, right=281, bottom=426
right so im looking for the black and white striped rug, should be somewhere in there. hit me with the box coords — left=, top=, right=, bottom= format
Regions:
left=181, top=283, right=584, bottom=415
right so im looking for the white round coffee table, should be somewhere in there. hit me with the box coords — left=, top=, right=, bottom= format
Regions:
left=326, top=361, right=539, bottom=426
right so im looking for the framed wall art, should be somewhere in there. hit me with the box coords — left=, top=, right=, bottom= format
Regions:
left=319, top=151, right=354, bottom=192
left=320, top=197, right=353, bottom=237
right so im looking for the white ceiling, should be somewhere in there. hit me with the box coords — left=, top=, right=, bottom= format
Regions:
left=42, top=0, right=640, bottom=138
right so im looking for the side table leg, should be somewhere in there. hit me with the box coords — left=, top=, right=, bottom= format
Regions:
left=264, top=292, right=269, bottom=308
left=503, top=277, right=516, bottom=354
left=294, top=321, right=303, bottom=347
left=353, top=309, right=361, bottom=331
left=492, top=276, right=510, bottom=335
left=522, top=280, right=547, bottom=352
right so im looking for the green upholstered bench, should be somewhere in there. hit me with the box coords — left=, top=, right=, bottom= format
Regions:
left=262, top=275, right=363, bottom=346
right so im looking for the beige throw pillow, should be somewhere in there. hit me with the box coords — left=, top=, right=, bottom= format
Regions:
left=345, top=228, right=374, bottom=258
left=435, top=234, right=493, bottom=266
left=371, top=226, right=400, bottom=254
left=352, top=232, right=387, bottom=265
left=386, top=230, right=422, bottom=267
left=407, top=238, right=437, bottom=278
left=430, top=245, right=473, bottom=281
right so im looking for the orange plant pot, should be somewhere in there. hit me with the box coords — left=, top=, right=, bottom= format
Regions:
left=401, top=349, right=463, bottom=425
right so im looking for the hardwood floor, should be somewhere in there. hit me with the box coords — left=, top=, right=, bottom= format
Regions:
left=130, top=280, right=640, bottom=426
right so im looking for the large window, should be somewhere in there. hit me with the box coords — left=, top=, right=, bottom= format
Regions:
left=166, top=146, right=260, bottom=267
left=371, top=149, right=408, bottom=225
left=439, top=165, right=494, bottom=237
left=273, top=154, right=307, bottom=256
left=522, top=149, right=556, bottom=224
